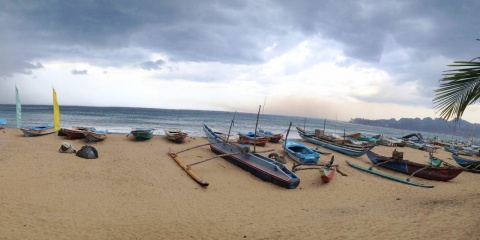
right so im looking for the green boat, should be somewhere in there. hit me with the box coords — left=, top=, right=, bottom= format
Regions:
left=428, top=153, right=443, bottom=167
left=345, top=160, right=434, bottom=188
left=130, top=129, right=154, bottom=140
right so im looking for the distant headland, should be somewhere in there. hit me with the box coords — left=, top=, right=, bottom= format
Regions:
left=349, top=117, right=480, bottom=139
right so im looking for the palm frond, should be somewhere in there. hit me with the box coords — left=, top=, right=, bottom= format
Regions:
left=433, top=61, right=480, bottom=121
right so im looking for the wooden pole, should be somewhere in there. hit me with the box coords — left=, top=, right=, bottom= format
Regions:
left=187, top=149, right=275, bottom=167
left=227, top=111, right=237, bottom=142
left=174, top=143, right=214, bottom=154
left=284, top=122, right=292, bottom=151
left=253, top=105, right=261, bottom=153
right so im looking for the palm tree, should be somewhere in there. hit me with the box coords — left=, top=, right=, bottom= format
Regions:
left=433, top=42, right=480, bottom=121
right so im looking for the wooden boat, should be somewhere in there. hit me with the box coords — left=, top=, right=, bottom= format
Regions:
left=0, top=118, right=6, bottom=129
left=445, top=146, right=475, bottom=156
left=381, top=137, right=406, bottom=147
left=258, top=129, right=283, bottom=143
left=164, top=129, right=188, bottom=143
left=63, top=128, right=87, bottom=140
left=282, top=139, right=320, bottom=165
left=366, top=150, right=463, bottom=181
left=84, top=129, right=107, bottom=142
left=130, top=129, right=154, bottom=140
left=451, top=153, right=480, bottom=171
left=21, top=124, right=56, bottom=137
left=296, top=126, right=371, bottom=157
left=237, top=132, right=269, bottom=146
left=204, top=124, right=300, bottom=189
left=320, top=156, right=336, bottom=183
left=168, top=149, right=209, bottom=187
left=345, top=160, right=434, bottom=188
left=428, top=153, right=443, bottom=167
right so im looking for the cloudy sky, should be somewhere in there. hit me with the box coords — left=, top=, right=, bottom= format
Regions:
left=1, top=0, right=479, bottom=122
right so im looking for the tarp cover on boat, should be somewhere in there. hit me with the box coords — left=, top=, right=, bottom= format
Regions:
left=76, top=145, right=98, bottom=159
left=401, top=133, right=424, bottom=143
left=59, top=142, right=76, bottom=153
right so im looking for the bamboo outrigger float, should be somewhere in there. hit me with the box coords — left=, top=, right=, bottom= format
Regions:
left=168, top=148, right=209, bottom=187
left=345, top=160, right=435, bottom=188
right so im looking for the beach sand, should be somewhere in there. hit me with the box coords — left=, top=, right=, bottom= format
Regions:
left=1, top=129, right=479, bottom=239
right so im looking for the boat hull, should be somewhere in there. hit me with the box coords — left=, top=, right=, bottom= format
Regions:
left=296, top=126, right=370, bottom=157
left=283, top=139, right=320, bottom=165
left=21, top=125, right=56, bottom=137
left=164, top=129, right=188, bottom=143
left=85, top=131, right=107, bottom=142
left=64, top=129, right=86, bottom=140
left=0, top=118, right=5, bottom=129
left=130, top=129, right=154, bottom=140
left=366, top=151, right=463, bottom=181
left=204, top=124, right=300, bottom=189
left=320, top=167, right=335, bottom=183
left=451, top=153, right=480, bottom=170
left=237, top=133, right=269, bottom=146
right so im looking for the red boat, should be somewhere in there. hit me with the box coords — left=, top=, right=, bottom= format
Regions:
left=237, top=132, right=269, bottom=146
left=320, top=156, right=336, bottom=183
left=64, top=129, right=85, bottom=139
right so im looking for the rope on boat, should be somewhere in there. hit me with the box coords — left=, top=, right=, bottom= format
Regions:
left=406, top=165, right=431, bottom=182
left=369, top=159, right=395, bottom=170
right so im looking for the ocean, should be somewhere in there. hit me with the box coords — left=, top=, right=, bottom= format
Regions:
left=0, top=104, right=462, bottom=141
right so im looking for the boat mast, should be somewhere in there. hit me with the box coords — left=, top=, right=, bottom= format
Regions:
left=226, top=111, right=237, bottom=142
left=253, top=105, right=261, bottom=153
left=285, top=122, right=292, bottom=145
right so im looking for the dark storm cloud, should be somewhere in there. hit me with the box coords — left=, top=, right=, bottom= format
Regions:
left=71, top=69, right=88, bottom=75
left=139, top=59, right=166, bottom=71
left=0, top=0, right=479, bottom=104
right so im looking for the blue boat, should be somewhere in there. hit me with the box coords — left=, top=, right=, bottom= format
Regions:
left=0, top=118, right=6, bottom=129
left=282, top=139, right=320, bottom=165
left=21, top=124, right=56, bottom=137
left=451, top=153, right=480, bottom=172
left=203, top=124, right=300, bottom=189
left=296, top=125, right=370, bottom=157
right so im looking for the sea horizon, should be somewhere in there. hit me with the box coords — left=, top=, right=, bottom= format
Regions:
left=0, top=104, right=469, bottom=141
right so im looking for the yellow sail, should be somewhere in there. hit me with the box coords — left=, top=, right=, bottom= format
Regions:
left=53, top=88, right=61, bottom=131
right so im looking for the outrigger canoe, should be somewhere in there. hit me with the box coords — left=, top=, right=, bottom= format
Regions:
left=320, top=156, right=336, bottom=183
left=168, top=149, right=209, bottom=187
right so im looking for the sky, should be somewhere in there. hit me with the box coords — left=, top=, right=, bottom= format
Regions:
left=1, top=0, right=479, bottom=123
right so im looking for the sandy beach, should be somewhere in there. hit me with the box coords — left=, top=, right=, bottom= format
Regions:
left=1, top=129, right=479, bottom=239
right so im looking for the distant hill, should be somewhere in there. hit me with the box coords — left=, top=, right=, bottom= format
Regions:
left=349, top=117, right=480, bottom=138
